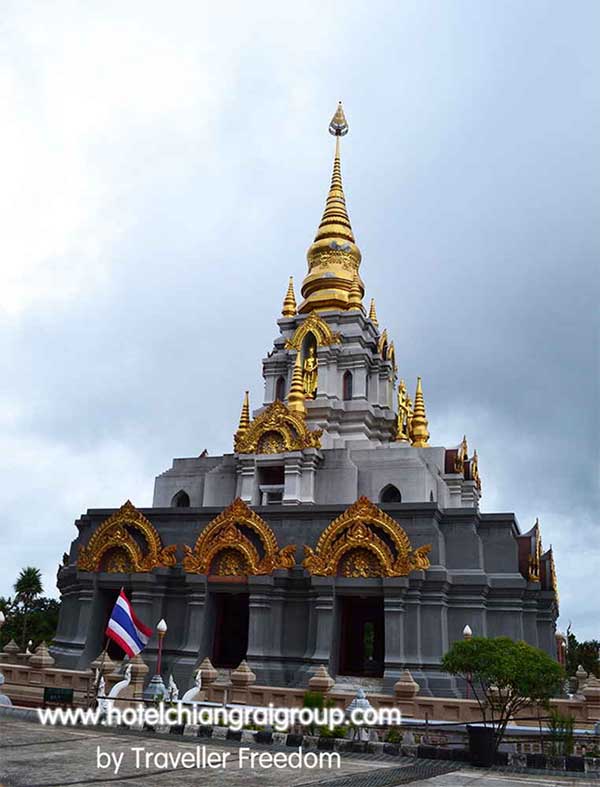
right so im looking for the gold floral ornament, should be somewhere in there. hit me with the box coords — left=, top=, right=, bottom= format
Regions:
left=303, top=496, right=431, bottom=577
left=77, top=501, right=178, bottom=573
left=234, top=400, right=322, bottom=454
left=183, top=498, right=296, bottom=575
left=284, top=312, right=341, bottom=352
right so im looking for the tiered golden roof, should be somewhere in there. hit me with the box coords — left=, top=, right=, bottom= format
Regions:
left=299, top=102, right=364, bottom=313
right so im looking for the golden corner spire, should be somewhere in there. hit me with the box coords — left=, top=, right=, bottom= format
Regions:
left=368, top=298, right=379, bottom=328
left=299, top=101, right=364, bottom=314
left=282, top=276, right=297, bottom=318
left=348, top=272, right=364, bottom=311
left=237, top=390, right=251, bottom=434
left=410, top=377, right=430, bottom=447
left=287, top=352, right=306, bottom=416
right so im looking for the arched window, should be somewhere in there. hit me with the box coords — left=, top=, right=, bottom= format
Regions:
left=380, top=485, right=402, bottom=504
left=172, top=490, right=190, bottom=508
left=343, top=371, right=353, bottom=401
left=275, top=376, right=286, bottom=401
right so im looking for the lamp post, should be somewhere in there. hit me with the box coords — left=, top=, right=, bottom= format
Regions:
left=156, top=619, right=167, bottom=678
left=463, top=624, right=473, bottom=700
left=143, top=618, right=168, bottom=702
left=0, top=610, right=12, bottom=707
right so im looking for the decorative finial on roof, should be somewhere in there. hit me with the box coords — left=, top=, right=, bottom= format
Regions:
left=237, top=391, right=250, bottom=434
left=368, top=298, right=379, bottom=328
left=348, top=273, right=364, bottom=311
left=299, top=102, right=363, bottom=313
left=287, top=353, right=306, bottom=416
left=329, top=101, right=349, bottom=137
left=282, top=276, right=297, bottom=318
left=410, top=377, right=430, bottom=448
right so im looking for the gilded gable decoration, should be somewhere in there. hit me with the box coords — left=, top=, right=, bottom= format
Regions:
left=284, top=312, right=341, bottom=351
left=182, top=498, right=296, bottom=575
left=454, top=436, right=469, bottom=474
left=234, top=400, right=322, bottom=454
left=377, top=329, right=388, bottom=357
left=528, top=519, right=542, bottom=582
left=467, top=449, right=482, bottom=490
left=77, top=501, right=177, bottom=573
left=303, top=496, right=431, bottom=577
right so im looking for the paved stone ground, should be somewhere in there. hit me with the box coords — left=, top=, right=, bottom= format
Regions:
left=0, top=718, right=598, bottom=787
left=0, top=718, right=453, bottom=787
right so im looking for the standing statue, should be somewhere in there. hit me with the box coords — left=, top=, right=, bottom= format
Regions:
left=396, top=380, right=411, bottom=442
left=168, top=674, right=179, bottom=702
left=302, top=346, right=318, bottom=399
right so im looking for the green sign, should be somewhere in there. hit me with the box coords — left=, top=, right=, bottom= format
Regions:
left=43, top=686, right=74, bottom=705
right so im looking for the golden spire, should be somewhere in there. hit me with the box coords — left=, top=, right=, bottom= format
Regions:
left=287, top=352, right=306, bottom=416
left=282, top=276, right=297, bottom=317
left=410, top=377, right=430, bottom=447
left=368, top=298, right=379, bottom=328
left=237, top=390, right=250, bottom=434
left=348, top=273, right=364, bottom=310
left=299, top=102, right=364, bottom=313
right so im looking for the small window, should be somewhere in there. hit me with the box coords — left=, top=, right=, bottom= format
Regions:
left=343, top=370, right=353, bottom=401
left=172, top=490, right=190, bottom=508
left=380, top=485, right=402, bottom=503
left=275, top=376, right=286, bottom=401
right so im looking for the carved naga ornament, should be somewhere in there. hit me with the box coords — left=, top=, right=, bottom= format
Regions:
left=77, top=501, right=177, bottom=573
left=183, top=498, right=296, bottom=575
left=303, top=496, right=431, bottom=578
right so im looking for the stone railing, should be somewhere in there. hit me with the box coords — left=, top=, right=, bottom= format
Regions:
left=2, top=645, right=600, bottom=731
left=0, top=642, right=149, bottom=707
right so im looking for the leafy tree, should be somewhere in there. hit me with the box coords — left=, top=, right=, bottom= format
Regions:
left=566, top=625, right=600, bottom=678
left=442, top=637, right=564, bottom=753
left=14, top=566, right=44, bottom=648
left=546, top=707, right=574, bottom=756
left=0, top=596, right=60, bottom=651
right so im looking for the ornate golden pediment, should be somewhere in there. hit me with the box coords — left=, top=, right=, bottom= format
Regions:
left=303, top=496, right=431, bottom=578
left=284, top=312, right=341, bottom=351
left=183, top=498, right=296, bottom=575
left=234, top=400, right=322, bottom=454
left=77, top=501, right=177, bottom=573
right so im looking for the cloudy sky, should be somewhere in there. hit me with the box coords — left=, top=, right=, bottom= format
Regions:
left=1, top=1, right=598, bottom=638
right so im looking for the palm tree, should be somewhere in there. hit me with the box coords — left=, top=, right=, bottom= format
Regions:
left=14, top=567, right=43, bottom=649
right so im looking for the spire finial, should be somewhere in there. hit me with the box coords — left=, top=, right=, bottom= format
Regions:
left=237, top=391, right=250, bottom=434
left=282, top=276, right=297, bottom=318
left=329, top=101, right=349, bottom=137
left=410, top=377, right=430, bottom=447
left=287, top=352, right=306, bottom=416
left=368, top=298, right=379, bottom=328
left=348, top=272, right=364, bottom=311
left=299, top=102, right=363, bottom=313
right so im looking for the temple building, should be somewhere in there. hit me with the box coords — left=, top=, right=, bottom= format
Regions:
left=52, top=103, right=559, bottom=696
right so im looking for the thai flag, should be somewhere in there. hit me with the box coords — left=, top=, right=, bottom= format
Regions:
left=105, top=589, right=153, bottom=658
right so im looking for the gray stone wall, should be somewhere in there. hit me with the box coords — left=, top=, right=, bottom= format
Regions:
left=53, top=501, right=558, bottom=697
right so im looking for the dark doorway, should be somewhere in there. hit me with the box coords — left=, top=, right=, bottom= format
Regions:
left=380, top=484, right=402, bottom=503
left=212, top=593, right=249, bottom=668
left=172, top=490, right=190, bottom=507
left=339, top=597, right=384, bottom=677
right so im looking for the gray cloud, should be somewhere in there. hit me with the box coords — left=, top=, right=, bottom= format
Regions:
left=1, top=1, right=598, bottom=638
